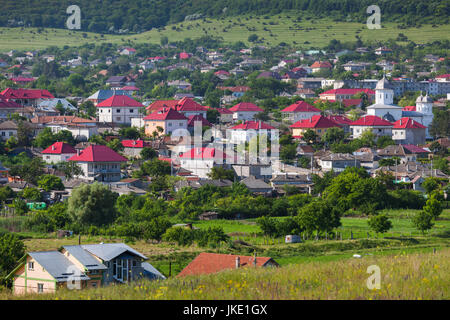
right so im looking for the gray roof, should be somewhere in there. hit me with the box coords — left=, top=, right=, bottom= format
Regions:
left=402, top=111, right=423, bottom=118
left=88, top=90, right=130, bottom=101
left=29, top=251, right=90, bottom=282
left=366, top=103, right=402, bottom=110
left=141, top=262, right=166, bottom=280
left=241, top=176, right=271, bottom=189
left=81, top=243, right=147, bottom=261
left=63, top=246, right=108, bottom=271
left=0, top=121, right=18, bottom=130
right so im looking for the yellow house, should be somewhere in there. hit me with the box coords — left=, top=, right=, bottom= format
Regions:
left=290, top=115, right=340, bottom=138
left=6, top=251, right=96, bottom=295
left=143, top=108, right=188, bottom=136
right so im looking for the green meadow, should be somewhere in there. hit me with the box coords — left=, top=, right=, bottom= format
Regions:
left=0, top=14, right=449, bottom=51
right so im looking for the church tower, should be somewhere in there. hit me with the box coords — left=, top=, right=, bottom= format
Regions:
left=416, top=93, right=434, bottom=139
left=375, top=75, right=394, bottom=105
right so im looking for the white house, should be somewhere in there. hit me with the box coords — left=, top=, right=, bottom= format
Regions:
left=228, top=121, right=277, bottom=145
left=68, top=145, right=127, bottom=182
left=229, top=103, right=264, bottom=122
left=178, top=147, right=234, bottom=179
left=280, top=101, right=321, bottom=123
left=41, top=142, right=77, bottom=164
left=97, top=95, right=145, bottom=125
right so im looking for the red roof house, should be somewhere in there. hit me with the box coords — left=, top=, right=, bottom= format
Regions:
left=42, top=142, right=77, bottom=154
left=41, top=142, right=77, bottom=163
left=290, top=115, right=340, bottom=138
left=1, top=88, right=54, bottom=106
left=187, top=115, right=212, bottom=128
left=96, top=95, right=144, bottom=108
left=281, top=101, right=320, bottom=113
left=230, top=121, right=275, bottom=130
left=393, top=117, right=426, bottom=129
left=68, top=145, right=127, bottom=163
left=350, top=115, right=393, bottom=127
left=229, top=102, right=263, bottom=113
left=177, top=252, right=279, bottom=277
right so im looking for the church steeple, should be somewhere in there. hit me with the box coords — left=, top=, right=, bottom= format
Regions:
left=375, top=75, right=394, bottom=105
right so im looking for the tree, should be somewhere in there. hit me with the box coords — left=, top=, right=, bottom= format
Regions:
left=0, top=233, right=26, bottom=283
left=58, top=161, right=83, bottom=181
left=140, top=147, right=158, bottom=160
left=322, top=127, right=345, bottom=145
left=423, top=195, right=442, bottom=219
left=119, top=127, right=141, bottom=139
left=33, top=127, right=56, bottom=149
left=67, top=183, right=119, bottom=227
left=141, top=158, right=171, bottom=176
left=38, top=175, right=64, bottom=192
left=16, top=120, right=32, bottom=147
left=207, top=167, right=235, bottom=180
left=368, top=214, right=392, bottom=234
left=412, top=211, right=434, bottom=234
left=248, top=34, right=258, bottom=42
left=206, top=108, right=220, bottom=124
left=422, top=177, right=440, bottom=195
left=302, top=129, right=318, bottom=144
left=280, top=144, right=297, bottom=163
left=296, top=199, right=341, bottom=235
left=106, top=139, right=124, bottom=152
left=21, top=187, right=42, bottom=202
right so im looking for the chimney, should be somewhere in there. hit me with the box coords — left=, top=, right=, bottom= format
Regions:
left=77, top=149, right=80, bottom=156
left=235, top=256, right=240, bottom=269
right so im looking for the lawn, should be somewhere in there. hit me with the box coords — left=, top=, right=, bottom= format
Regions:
left=0, top=14, right=449, bottom=51
left=2, top=248, right=448, bottom=300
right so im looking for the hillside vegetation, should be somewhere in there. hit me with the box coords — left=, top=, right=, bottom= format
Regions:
left=1, top=0, right=448, bottom=33
left=2, top=249, right=448, bottom=300
left=1, top=16, right=449, bottom=51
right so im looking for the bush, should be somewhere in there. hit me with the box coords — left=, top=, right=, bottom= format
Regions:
left=368, top=214, right=392, bottom=234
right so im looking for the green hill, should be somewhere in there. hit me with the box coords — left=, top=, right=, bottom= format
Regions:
left=1, top=0, right=448, bottom=33
left=1, top=15, right=449, bottom=51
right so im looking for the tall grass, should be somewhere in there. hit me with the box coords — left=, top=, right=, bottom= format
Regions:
left=3, top=249, right=448, bottom=300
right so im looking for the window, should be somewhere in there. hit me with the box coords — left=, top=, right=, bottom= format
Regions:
left=37, top=283, right=44, bottom=293
left=1, top=132, right=4, bottom=136
left=180, top=122, right=184, bottom=126
left=116, top=109, right=121, bottom=113
left=91, top=282, right=97, bottom=288
left=132, top=260, right=137, bottom=267
left=168, top=123, right=172, bottom=127
left=130, top=109, right=134, bottom=113
left=28, top=262, right=34, bottom=271
left=116, top=117, right=121, bottom=121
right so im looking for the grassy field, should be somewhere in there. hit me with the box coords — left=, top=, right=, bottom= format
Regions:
left=0, top=14, right=449, bottom=51
left=2, top=248, right=448, bottom=300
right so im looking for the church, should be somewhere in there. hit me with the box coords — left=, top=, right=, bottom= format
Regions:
left=366, top=76, right=434, bottom=139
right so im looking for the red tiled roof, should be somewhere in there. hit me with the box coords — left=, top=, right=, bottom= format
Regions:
left=10, top=77, right=35, bottom=82
left=1, top=88, right=54, bottom=100
left=230, top=121, right=276, bottom=130
left=402, top=144, right=429, bottom=154
left=146, top=100, right=178, bottom=112
left=121, top=140, right=151, bottom=148
left=41, top=142, right=76, bottom=154
left=31, top=116, right=97, bottom=124
left=143, top=108, right=187, bottom=121
left=216, top=108, right=233, bottom=114
left=319, top=88, right=375, bottom=96
left=326, top=115, right=352, bottom=126
left=96, top=95, right=144, bottom=108
left=177, top=252, right=276, bottom=277
left=350, top=115, right=393, bottom=126
left=121, top=86, right=140, bottom=91
left=229, top=102, right=263, bottom=113
left=402, top=106, right=416, bottom=111
left=68, top=145, right=127, bottom=162
left=217, top=86, right=251, bottom=93
left=176, top=97, right=207, bottom=112
left=187, top=115, right=211, bottom=127
left=179, top=147, right=231, bottom=160
left=0, top=94, right=22, bottom=109
left=179, top=52, right=191, bottom=59
left=435, top=74, right=450, bottom=79
left=310, top=61, right=332, bottom=68
left=214, top=70, right=230, bottom=76
left=290, top=115, right=340, bottom=129
left=393, top=117, right=426, bottom=129
left=281, top=101, right=320, bottom=113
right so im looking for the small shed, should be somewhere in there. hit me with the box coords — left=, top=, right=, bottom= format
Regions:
left=198, top=212, right=219, bottom=221
left=285, top=235, right=302, bottom=243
